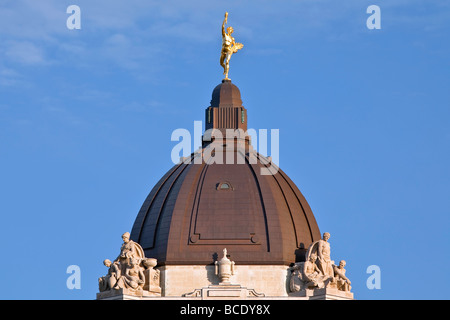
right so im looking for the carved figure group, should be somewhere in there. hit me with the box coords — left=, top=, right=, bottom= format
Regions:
left=289, top=232, right=352, bottom=293
left=98, top=232, right=161, bottom=296
left=99, top=231, right=351, bottom=298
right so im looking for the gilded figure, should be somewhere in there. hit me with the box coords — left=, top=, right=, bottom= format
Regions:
left=220, top=12, right=243, bottom=80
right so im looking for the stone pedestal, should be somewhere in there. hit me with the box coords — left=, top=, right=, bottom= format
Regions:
left=96, top=288, right=161, bottom=300
left=143, top=268, right=162, bottom=294
left=183, top=284, right=264, bottom=300
left=302, top=287, right=354, bottom=300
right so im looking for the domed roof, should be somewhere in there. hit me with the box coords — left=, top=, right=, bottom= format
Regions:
left=130, top=81, right=321, bottom=266
left=210, top=79, right=243, bottom=108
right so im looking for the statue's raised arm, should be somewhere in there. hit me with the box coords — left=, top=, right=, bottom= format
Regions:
left=222, top=12, right=228, bottom=37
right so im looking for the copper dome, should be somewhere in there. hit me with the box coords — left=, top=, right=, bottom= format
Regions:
left=130, top=81, right=321, bottom=266
left=210, top=79, right=243, bottom=108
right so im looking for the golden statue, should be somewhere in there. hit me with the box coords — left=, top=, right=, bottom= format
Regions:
left=220, top=12, right=244, bottom=80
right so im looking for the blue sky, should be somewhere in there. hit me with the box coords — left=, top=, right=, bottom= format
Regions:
left=0, top=0, right=449, bottom=300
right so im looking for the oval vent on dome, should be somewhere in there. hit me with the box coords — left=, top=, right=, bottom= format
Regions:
left=217, top=181, right=234, bottom=191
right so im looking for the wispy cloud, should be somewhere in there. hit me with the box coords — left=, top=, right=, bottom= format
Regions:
left=0, top=0, right=448, bottom=79
left=0, top=66, right=23, bottom=87
left=4, top=41, right=49, bottom=65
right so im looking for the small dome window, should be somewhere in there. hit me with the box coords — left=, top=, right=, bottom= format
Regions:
left=217, top=181, right=234, bottom=191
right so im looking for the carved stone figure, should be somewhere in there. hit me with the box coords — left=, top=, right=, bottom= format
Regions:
left=98, top=259, right=121, bottom=292
left=303, top=254, right=329, bottom=289
left=215, top=248, right=235, bottom=285
left=333, top=260, right=352, bottom=292
left=122, top=258, right=146, bottom=292
left=115, top=232, right=144, bottom=264
left=289, top=254, right=331, bottom=292
left=317, top=232, right=334, bottom=279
